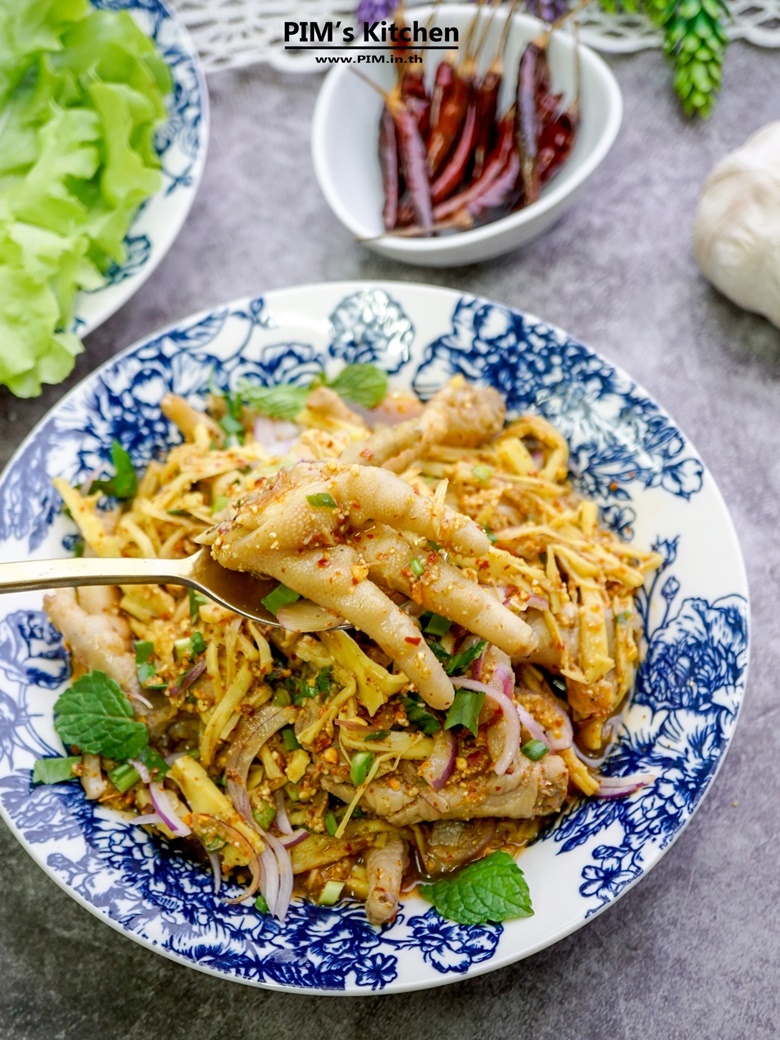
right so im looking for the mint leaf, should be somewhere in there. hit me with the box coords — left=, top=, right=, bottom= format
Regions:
left=32, top=755, right=81, bottom=785
left=240, top=382, right=309, bottom=421
left=327, top=364, right=388, bottom=409
left=420, top=851, right=534, bottom=925
left=54, top=671, right=149, bottom=760
left=444, top=688, right=485, bottom=738
left=89, top=440, right=137, bottom=499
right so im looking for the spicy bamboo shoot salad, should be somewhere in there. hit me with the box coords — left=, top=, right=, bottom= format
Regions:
left=38, top=366, right=661, bottom=927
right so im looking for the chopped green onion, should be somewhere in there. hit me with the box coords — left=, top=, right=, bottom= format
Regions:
left=255, top=893, right=270, bottom=914
left=273, top=687, right=292, bottom=707
left=72, top=538, right=85, bottom=558
left=521, top=739, right=549, bottom=761
left=546, top=673, right=568, bottom=698
left=483, top=525, right=498, bottom=545
left=32, top=756, right=81, bottom=785
left=261, top=583, right=301, bottom=616
left=472, top=464, right=493, bottom=482
left=423, top=612, right=452, bottom=637
left=409, top=556, right=425, bottom=578
left=286, top=783, right=301, bottom=802
left=188, top=589, right=206, bottom=622
left=282, top=727, right=301, bottom=751
left=350, top=751, right=374, bottom=787
left=173, top=631, right=206, bottom=661
left=324, top=811, right=339, bottom=837
left=212, top=495, right=230, bottom=513
left=253, top=801, right=276, bottom=831
left=364, top=729, right=391, bottom=742
left=173, top=638, right=189, bottom=659
left=306, top=492, right=337, bottom=508
left=166, top=508, right=189, bottom=516
left=108, top=762, right=141, bottom=793
left=318, top=880, right=345, bottom=906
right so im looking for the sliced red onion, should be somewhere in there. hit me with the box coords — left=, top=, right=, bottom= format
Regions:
left=128, top=757, right=151, bottom=784
left=524, top=594, right=550, bottom=612
left=595, top=773, right=657, bottom=799
left=259, top=843, right=280, bottom=917
left=278, top=828, right=309, bottom=850
left=276, top=600, right=344, bottom=632
left=451, top=677, right=520, bottom=777
left=253, top=416, right=301, bottom=456
left=274, top=790, right=293, bottom=835
left=225, top=705, right=297, bottom=825
left=335, top=718, right=387, bottom=735
left=196, top=818, right=262, bottom=906
left=471, top=650, right=485, bottom=681
left=544, top=704, right=574, bottom=751
left=165, top=750, right=192, bottom=766
left=515, top=703, right=549, bottom=746
left=169, top=657, right=207, bottom=698
left=131, top=691, right=154, bottom=710
left=572, top=743, right=611, bottom=768
left=149, top=781, right=191, bottom=837
left=207, top=849, right=222, bottom=895
left=419, top=729, right=457, bottom=790
left=263, top=830, right=294, bottom=921
left=131, top=813, right=163, bottom=827
left=491, top=663, right=515, bottom=698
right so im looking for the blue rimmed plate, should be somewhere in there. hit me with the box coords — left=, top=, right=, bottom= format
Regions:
left=72, top=0, right=209, bottom=335
left=0, top=282, right=749, bottom=994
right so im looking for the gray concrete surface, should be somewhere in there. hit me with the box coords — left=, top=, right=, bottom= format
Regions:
left=1, top=42, right=778, bottom=1040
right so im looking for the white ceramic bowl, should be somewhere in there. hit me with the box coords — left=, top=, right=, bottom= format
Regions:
left=311, top=7, right=623, bottom=267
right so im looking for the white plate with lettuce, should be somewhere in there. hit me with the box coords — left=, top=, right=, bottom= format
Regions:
left=0, top=282, right=749, bottom=994
left=0, top=0, right=208, bottom=398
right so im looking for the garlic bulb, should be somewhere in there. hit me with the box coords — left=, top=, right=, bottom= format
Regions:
left=693, top=121, right=780, bottom=329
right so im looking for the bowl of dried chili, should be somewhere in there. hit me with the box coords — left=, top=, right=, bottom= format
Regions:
left=312, top=6, right=622, bottom=267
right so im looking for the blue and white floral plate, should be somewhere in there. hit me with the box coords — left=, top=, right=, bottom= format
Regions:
left=72, top=0, right=208, bottom=335
left=0, top=282, right=749, bottom=994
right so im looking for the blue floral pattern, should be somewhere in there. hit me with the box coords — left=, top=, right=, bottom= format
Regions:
left=412, top=297, right=705, bottom=510
left=0, top=286, right=749, bottom=992
left=550, top=537, right=748, bottom=912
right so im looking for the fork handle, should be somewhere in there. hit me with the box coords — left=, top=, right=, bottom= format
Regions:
left=0, top=555, right=192, bottom=595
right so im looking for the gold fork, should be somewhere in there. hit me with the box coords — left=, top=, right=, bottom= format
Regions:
left=0, top=548, right=283, bottom=626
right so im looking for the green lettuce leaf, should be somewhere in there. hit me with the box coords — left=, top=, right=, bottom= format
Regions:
left=0, top=0, right=171, bottom=396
